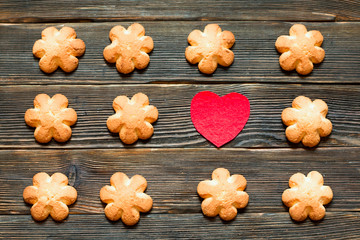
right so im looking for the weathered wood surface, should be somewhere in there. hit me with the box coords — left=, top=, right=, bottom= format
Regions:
left=1, top=0, right=360, bottom=22
left=0, top=22, right=360, bottom=85
left=1, top=213, right=359, bottom=239
left=0, top=84, right=359, bottom=149
left=1, top=148, right=359, bottom=215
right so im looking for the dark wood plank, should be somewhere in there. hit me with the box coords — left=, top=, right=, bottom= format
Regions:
left=0, top=213, right=359, bottom=239
left=1, top=22, right=359, bottom=85
left=2, top=0, right=360, bottom=22
left=1, top=148, right=359, bottom=214
left=0, top=84, right=359, bottom=149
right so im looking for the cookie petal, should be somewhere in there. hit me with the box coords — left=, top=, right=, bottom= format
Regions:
left=285, top=125, right=304, bottom=144
left=220, top=30, right=235, bottom=49
left=233, top=191, right=249, bottom=208
left=134, top=193, right=153, bottom=212
left=23, top=186, right=39, bottom=204
left=57, top=186, right=77, bottom=205
left=188, top=29, right=204, bottom=46
left=59, top=55, right=79, bottom=73
left=107, top=114, right=124, bottom=133
left=308, top=203, right=326, bottom=221
left=228, top=174, right=247, bottom=191
left=109, top=25, right=126, bottom=41
left=103, top=44, right=120, bottom=63
left=143, top=105, right=159, bottom=123
left=50, top=94, right=69, bottom=112
left=131, top=92, right=149, bottom=106
left=217, top=48, right=234, bottom=67
left=289, top=172, right=305, bottom=187
left=185, top=46, right=204, bottom=64
left=289, top=202, right=308, bottom=221
left=197, top=180, right=217, bottom=198
left=275, top=36, right=294, bottom=53
left=204, top=24, right=222, bottom=38
left=292, top=96, right=312, bottom=109
left=59, top=27, right=77, bottom=40
left=133, top=52, right=150, bottom=70
left=34, top=126, right=53, bottom=143
left=116, top=55, right=135, bottom=74
left=308, top=30, right=324, bottom=46
left=25, top=109, right=41, bottom=127
left=212, top=168, right=230, bottom=182
left=42, top=27, right=58, bottom=41
left=139, top=36, right=154, bottom=53
left=319, top=186, right=333, bottom=205
left=282, top=189, right=300, bottom=207
left=70, top=39, right=86, bottom=56
left=302, top=132, right=321, bottom=147
left=136, top=121, right=154, bottom=140
left=309, top=46, right=325, bottom=64
left=53, top=123, right=72, bottom=142
left=110, top=172, right=130, bottom=190
left=39, top=55, right=59, bottom=73
left=279, top=51, right=297, bottom=71
left=282, top=107, right=300, bottom=126
left=296, top=58, right=314, bottom=75
left=128, top=23, right=145, bottom=37
left=33, top=172, right=51, bottom=186
left=113, top=96, right=130, bottom=111
left=51, top=173, right=68, bottom=185
left=129, top=175, right=147, bottom=192
left=289, top=24, right=307, bottom=37
left=34, top=94, right=51, bottom=109
left=30, top=200, right=50, bottom=221
left=58, top=108, right=77, bottom=126
left=33, top=40, right=46, bottom=58
left=201, top=197, right=220, bottom=217
left=121, top=207, right=140, bottom=225
left=104, top=203, right=123, bottom=221
left=198, top=55, right=218, bottom=74
left=50, top=201, right=70, bottom=221
left=219, top=205, right=238, bottom=221
left=100, top=185, right=116, bottom=203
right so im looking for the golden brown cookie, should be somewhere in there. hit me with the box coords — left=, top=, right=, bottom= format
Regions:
left=282, top=96, right=332, bottom=147
left=33, top=27, right=85, bottom=73
left=23, top=172, right=77, bottom=221
left=107, top=93, right=158, bottom=144
left=100, top=172, right=153, bottom=225
left=282, top=171, right=333, bottom=221
left=103, top=23, right=154, bottom=74
left=197, top=168, right=249, bottom=221
left=275, top=24, right=325, bottom=75
left=25, top=93, right=77, bottom=143
left=185, top=24, right=235, bottom=74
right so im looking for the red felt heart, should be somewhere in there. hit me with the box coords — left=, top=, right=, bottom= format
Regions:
left=191, top=91, right=250, bottom=147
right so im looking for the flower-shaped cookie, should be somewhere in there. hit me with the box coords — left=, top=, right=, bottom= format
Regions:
left=103, top=23, right=154, bottom=74
left=282, top=171, right=333, bottom=221
left=197, top=168, right=249, bottom=221
left=107, top=93, right=158, bottom=144
left=275, top=24, right=325, bottom=75
left=23, top=172, right=77, bottom=221
left=282, top=96, right=332, bottom=147
left=33, top=27, right=85, bottom=73
left=185, top=24, right=235, bottom=74
left=100, top=172, right=153, bottom=225
left=25, top=94, right=77, bottom=143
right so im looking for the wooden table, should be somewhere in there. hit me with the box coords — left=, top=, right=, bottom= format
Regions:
left=1, top=1, right=359, bottom=239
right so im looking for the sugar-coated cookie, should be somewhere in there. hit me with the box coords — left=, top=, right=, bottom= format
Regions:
left=25, top=94, right=77, bottom=143
left=282, top=96, right=332, bottom=147
left=282, top=171, right=333, bottom=221
left=197, top=168, right=249, bottom=221
left=185, top=24, right=235, bottom=74
left=100, top=172, right=153, bottom=225
left=23, top=172, right=77, bottom=221
left=275, top=24, right=325, bottom=75
left=103, top=23, right=154, bottom=74
left=107, top=93, right=158, bottom=144
left=33, top=27, right=85, bottom=73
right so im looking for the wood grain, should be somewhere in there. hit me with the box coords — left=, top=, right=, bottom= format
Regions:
left=0, top=213, right=359, bottom=239
left=1, top=22, right=359, bottom=85
left=1, top=0, right=360, bottom=22
left=0, top=148, right=359, bottom=214
left=0, top=84, right=359, bottom=149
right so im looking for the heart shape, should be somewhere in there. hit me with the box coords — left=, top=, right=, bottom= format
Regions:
left=191, top=91, right=250, bottom=147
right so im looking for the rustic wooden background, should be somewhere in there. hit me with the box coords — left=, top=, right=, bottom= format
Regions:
left=0, top=0, right=360, bottom=239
